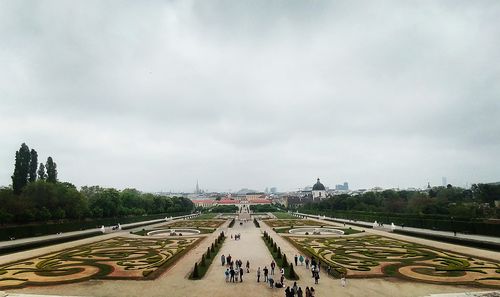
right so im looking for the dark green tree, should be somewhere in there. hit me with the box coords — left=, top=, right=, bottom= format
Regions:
left=282, top=254, right=288, bottom=267
left=37, top=163, right=46, bottom=180
left=29, top=149, right=38, bottom=182
left=191, top=262, right=199, bottom=278
left=12, top=143, right=31, bottom=194
left=46, top=157, right=57, bottom=183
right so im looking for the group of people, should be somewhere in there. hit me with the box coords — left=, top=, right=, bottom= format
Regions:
left=230, top=233, right=241, bottom=240
left=222, top=254, right=250, bottom=283
left=284, top=283, right=316, bottom=297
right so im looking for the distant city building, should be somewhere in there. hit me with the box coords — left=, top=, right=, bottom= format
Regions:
left=335, top=182, right=349, bottom=191
left=312, top=178, right=327, bottom=200
left=442, top=177, right=447, bottom=187
left=270, top=187, right=277, bottom=194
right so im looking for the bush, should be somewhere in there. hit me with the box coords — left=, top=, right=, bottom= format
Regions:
left=282, top=254, right=288, bottom=267
left=288, top=263, right=297, bottom=279
left=191, top=262, right=199, bottom=278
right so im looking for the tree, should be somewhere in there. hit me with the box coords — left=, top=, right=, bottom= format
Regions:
left=12, top=143, right=31, bottom=194
left=37, top=163, right=46, bottom=180
left=29, top=149, right=38, bottom=182
left=46, top=157, right=57, bottom=183
left=191, top=262, right=199, bottom=278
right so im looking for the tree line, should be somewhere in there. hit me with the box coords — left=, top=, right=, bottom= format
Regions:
left=298, top=184, right=500, bottom=219
left=0, top=143, right=194, bottom=224
left=11, top=143, right=57, bottom=194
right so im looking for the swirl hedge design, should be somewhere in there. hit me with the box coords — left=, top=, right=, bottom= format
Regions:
left=0, top=236, right=200, bottom=290
left=286, top=235, right=500, bottom=287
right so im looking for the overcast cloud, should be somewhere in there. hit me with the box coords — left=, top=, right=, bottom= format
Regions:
left=1, top=1, right=499, bottom=192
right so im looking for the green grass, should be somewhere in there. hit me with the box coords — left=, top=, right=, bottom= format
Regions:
left=271, top=212, right=297, bottom=219
left=192, top=213, right=218, bottom=220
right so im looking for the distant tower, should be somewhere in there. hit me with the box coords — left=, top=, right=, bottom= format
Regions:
left=442, top=177, right=447, bottom=187
left=427, top=182, right=431, bottom=189
left=195, top=180, right=200, bottom=194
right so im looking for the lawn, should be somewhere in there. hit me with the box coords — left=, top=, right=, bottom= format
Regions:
left=263, top=219, right=332, bottom=228
left=271, top=212, right=297, bottom=219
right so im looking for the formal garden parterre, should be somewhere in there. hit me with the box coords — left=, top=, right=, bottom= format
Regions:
left=285, top=234, right=500, bottom=287
left=0, top=236, right=201, bottom=290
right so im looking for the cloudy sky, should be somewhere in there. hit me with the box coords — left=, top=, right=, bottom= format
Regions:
left=1, top=1, right=499, bottom=193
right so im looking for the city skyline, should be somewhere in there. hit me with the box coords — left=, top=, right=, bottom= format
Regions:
left=1, top=1, right=499, bottom=193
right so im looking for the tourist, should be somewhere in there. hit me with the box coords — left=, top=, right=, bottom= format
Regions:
left=240, top=267, right=244, bottom=282
left=305, top=287, right=310, bottom=297
left=285, top=286, right=291, bottom=297
left=246, top=260, right=250, bottom=273
left=341, top=274, right=347, bottom=287
left=227, top=254, right=232, bottom=265
left=257, top=267, right=261, bottom=282
left=311, top=265, right=315, bottom=278
left=221, top=254, right=225, bottom=266
left=292, top=281, right=298, bottom=295
left=280, top=267, right=285, bottom=276
left=314, top=270, right=319, bottom=284
left=294, top=254, right=298, bottom=266
left=271, top=260, right=276, bottom=275
left=263, top=266, right=269, bottom=282
left=310, top=287, right=315, bottom=297
left=280, top=273, right=285, bottom=285
left=305, top=257, right=310, bottom=269
left=299, top=255, right=304, bottom=266
left=297, top=287, right=303, bottom=297
left=269, top=275, right=275, bottom=288
left=230, top=268, right=235, bottom=282
left=225, top=268, right=230, bottom=282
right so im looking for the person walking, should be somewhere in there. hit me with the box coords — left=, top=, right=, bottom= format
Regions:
left=341, top=273, right=347, bottom=287
left=240, top=267, right=244, bottom=282
left=293, top=281, right=298, bottom=295
left=297, top=287, right=303, bottom=297
left=294, top=254, right=298, bottom=266
left=230, top=268, right=235, bottom=282
left=310, top=287, right=315, bottom=297
left=221, top=254, right=226, bottom=266
left=285, top=286, right=291, bottom=297
left=280, top=267, right=285, bottom=276
left=246, top=260, right=250, bottom=273
left=271, top=260, right=276, bottom=275
left=299, top=255, right=304, bottom=266
left=314, top=270, right=319, bottom=284
left=264, top=266, right=269, bottom=282
left=225, top=268, right=230, bottom=282
left=305, top=287, right=310, bottom=297
left=257, top=267, right=261, bottom=282
left=305, top=257, right=310, bottom=269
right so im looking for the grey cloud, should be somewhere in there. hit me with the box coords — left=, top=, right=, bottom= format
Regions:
left=1, top=0, right=499, bottom=191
